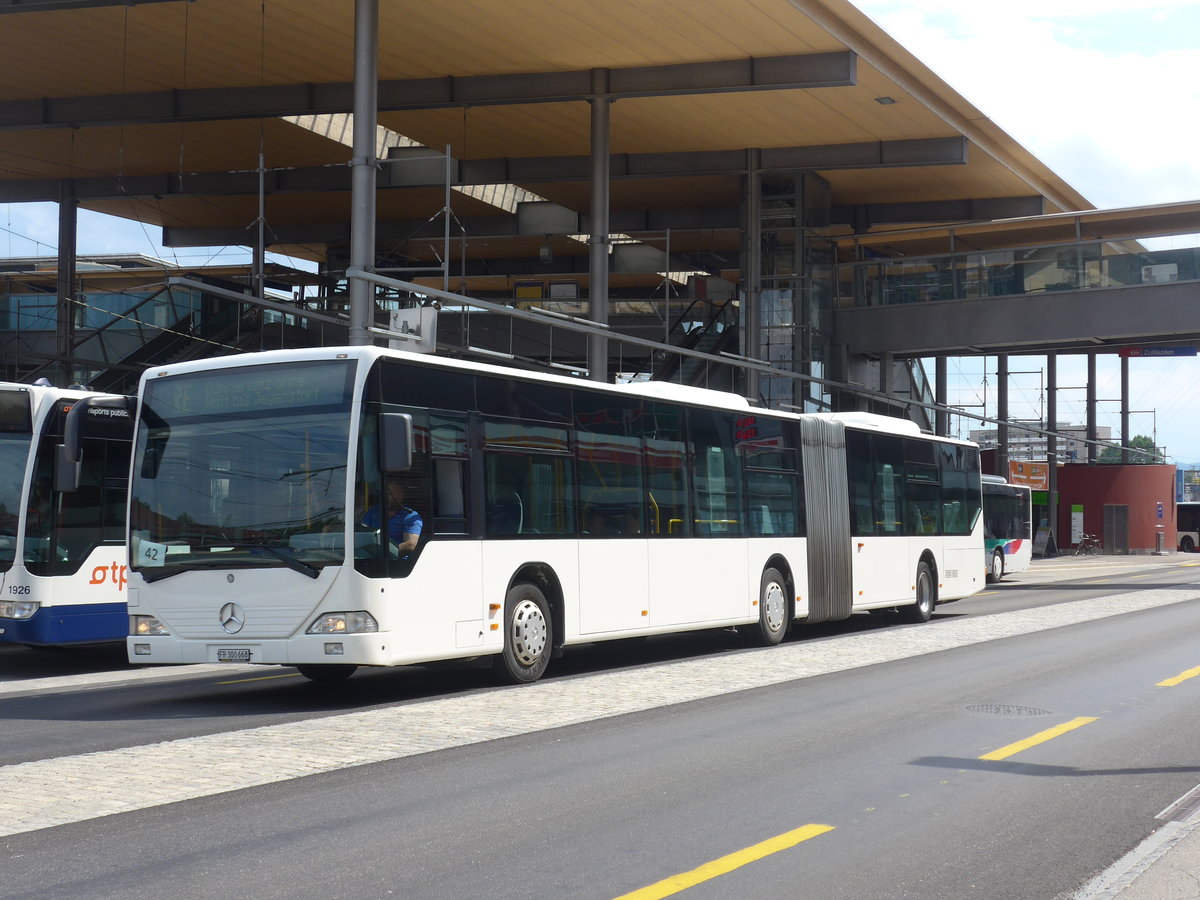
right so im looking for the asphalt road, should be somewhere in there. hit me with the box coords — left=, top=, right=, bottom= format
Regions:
left=2, top=555, right=1200, bottom=899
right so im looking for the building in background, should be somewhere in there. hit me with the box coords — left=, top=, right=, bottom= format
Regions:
left=969, top=424, right=1111, bottom=464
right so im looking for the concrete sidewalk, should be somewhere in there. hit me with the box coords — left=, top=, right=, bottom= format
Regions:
left=1019, top=550, right=1198, bottom=582
left=1075, top=816, right=1200, bottom=899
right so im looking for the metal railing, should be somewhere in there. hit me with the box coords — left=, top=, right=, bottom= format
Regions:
left=838, top=237, right=1200, bottom=308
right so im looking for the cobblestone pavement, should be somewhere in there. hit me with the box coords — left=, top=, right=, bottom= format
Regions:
left=1, top=571, right=1197, bottom=838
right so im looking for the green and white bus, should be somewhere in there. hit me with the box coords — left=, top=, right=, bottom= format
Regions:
left=982, top=475, right=1033, bottom=582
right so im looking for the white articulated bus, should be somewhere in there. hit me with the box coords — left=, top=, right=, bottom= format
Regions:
left=0, top=382, right=132, bottom=646
left=125, top=347, right=984, bottom=682
left=982, top=475, right=1033, bottom=582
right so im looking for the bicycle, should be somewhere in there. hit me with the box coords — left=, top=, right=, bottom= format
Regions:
left=1075, top=532, right=1102, bottom=556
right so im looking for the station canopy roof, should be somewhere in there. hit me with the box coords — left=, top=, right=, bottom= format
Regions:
left=838, top=199, right=1200, bottom=260
left=0, top=0, right=1103, bottom=281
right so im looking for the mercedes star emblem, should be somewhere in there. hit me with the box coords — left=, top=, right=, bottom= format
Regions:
left=218, top=601, right=246, bottom=634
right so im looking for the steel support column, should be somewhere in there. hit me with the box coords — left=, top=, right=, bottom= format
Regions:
left=1086, top=352, right=1098, bottom=465
left=996, top=354, right=1009, bottom=478
left=743, top=149, right=762, bottom=400
left=253, top=150, right=266, bottom=299
left=56, top=184, right=77, bottom=384
left=935, top=357, right=948, bottom=436
left=587, top=69, right=611, bottom=382
left=1047, top=354, right=1058, bottom=550
left=1120, top=356, right=1130, bottom=464
left=347, top=0, right=379, bottom=346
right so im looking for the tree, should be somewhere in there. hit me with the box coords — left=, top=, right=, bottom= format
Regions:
left=1098, top=435, right=1162, bottom=464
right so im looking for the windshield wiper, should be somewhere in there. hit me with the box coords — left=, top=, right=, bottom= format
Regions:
left=252, top=543, right=320, bottom=579
left=140, top=544, right=320, bottom=581
left=141, top=567, right=184, bottom=583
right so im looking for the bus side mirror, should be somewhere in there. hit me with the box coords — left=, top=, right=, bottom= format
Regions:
left=54, top=394, right=131, bottom=492
left=141, top=444, right=163, bottom=479
left=54, top=443, right=81, bottom=493
left=380, top=413, right=413, bottom=472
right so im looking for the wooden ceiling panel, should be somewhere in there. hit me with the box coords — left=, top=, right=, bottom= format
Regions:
left=380, top=77, right=956, bottom=165
left=381, top=103, right=593, bottom=162
left=373, top=0, right=847, bottom=78
left=524, top=177, right=741, bottom=215
left=81, top=185, right=506, bottom=234
left=0, top=0, right=852, bottom=103
left=0, top=0, right=1096, bottom=267
left=840, top=200, right=1200, bottom=257
left=0, top=119, right=348, bottom=181
left=376, top=188, right=502, bottom=222
left=821, top=154, right=1044, bottom=207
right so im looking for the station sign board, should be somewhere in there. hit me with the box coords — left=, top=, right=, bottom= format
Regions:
left=1118, top=347, right=1197, bottom=358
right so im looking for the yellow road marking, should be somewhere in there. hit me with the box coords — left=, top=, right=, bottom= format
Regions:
left=977, top=591, right=998, bottom=596
left=1158, top=665, right=1200, bottom=687
left=1130, top=573, right=1155, bottom=579
left=613, top=824, right=835, bottom=900
left=979, top=717, right=1098, bottom=761
left=215, top=672, right=304, bottom=685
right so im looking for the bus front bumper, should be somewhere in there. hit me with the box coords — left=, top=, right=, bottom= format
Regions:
left=126, top=632, right=393, bottom=667
left=1, top=602, right=126, bottom=646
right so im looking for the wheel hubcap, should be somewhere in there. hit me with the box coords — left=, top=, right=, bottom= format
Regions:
left=918, top=573, right=932, bottom=611
left=511, top=599, right=548, bottom=667
left=764, top=581, right=785, bottom=633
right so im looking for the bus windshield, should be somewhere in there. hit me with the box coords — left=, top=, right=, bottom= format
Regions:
left=0, top=434, right=31, bottom=569
left=129, top=360, right=355, bottom=579
left=983, top=484, right=1031, bottom=541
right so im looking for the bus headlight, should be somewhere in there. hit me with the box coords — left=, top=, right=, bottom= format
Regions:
left=130, top=615, right=169, bottom=636
left=306, top=611, right=379, bottom=634
left=0, top=600, right=39, bottom=620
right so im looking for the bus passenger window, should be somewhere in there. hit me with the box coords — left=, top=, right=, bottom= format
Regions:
left=433, top=458, right=467, bottom=534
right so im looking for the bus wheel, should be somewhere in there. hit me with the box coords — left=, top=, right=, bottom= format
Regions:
left=296, top=664, right=357, bottom=682
left=750, top=567, right=788, bottom=646
left=987, top=550, right=1004, bottom=584
left=496, top=583, right=552, bottom=684
left=1182, top=536, right=1195, bottom=553
left=900, top=561, right=935, bottom=623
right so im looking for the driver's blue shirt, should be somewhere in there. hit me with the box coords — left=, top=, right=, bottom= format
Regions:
left=361, top=505, right=423, bottom=543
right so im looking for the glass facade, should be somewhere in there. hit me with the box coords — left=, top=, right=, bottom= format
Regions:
left=838, top=241, right=1200, bottom=308
left=753, top=172, right=835, bottom=412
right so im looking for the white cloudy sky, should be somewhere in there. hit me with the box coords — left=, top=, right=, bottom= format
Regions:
left=855, top=0, right=1200, bottom=464
left=4, top=1, right=1200, bottom=461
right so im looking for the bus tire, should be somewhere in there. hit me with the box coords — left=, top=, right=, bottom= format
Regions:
left=900, top=561, right=935, bottom=623
left=750, top=567, right=788, bottom=646
left=1182, top=536, right=1196, bottom=553
left=296, top=664, right=357, bottom=682
left=496, top=582, right=552, bottom=684
left=987, top=550, right=1004, bottom=583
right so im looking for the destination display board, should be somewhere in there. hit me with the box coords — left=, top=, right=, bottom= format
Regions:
left=144, top=360, right=354, bottom=419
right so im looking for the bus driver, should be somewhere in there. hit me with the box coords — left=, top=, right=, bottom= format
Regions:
left=361, top=478, right=423, bottom=557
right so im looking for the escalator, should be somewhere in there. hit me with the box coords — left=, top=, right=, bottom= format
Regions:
left=646, top=298, right=740, bottom=389
left=82, top=274, right=328, bottom=394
